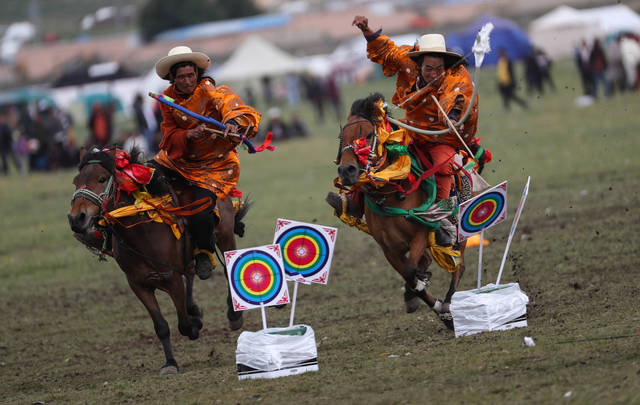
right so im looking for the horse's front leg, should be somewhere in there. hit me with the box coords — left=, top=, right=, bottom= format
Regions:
left=214, top=198, right=243, bottom=330
left=127, top=280, right=178, bottom=374
left=379, top=242, right=438, bottom=311
left=164, top=273, right=202, bottom=341
left=184, top=272, right=202, bottom=319
left=403, top=231, right=444, bottom=313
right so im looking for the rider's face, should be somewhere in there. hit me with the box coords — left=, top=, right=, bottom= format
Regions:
left=420, top=55, right=445, bottom=86
left=173, top=65, right=198, bottom=95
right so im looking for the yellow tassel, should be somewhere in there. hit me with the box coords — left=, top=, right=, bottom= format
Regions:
left=428, top=232, right=461, bottom=273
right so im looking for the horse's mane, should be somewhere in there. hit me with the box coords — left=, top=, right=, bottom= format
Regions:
left=78, top=147, right=145, bottom=174
left=350, top=92, right=385, bottom=121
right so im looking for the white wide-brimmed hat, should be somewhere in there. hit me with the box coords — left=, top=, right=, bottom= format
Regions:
left=406, top=34, right=462, bottom=62
left=155, top=46, right=211, bottom=79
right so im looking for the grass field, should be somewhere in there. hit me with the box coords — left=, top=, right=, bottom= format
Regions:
left=1, top=60, right=639, bottom=404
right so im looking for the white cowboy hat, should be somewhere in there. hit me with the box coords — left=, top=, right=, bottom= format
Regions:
left=406, top=34, right=462, bottom=62
left=155, top=46, right=211, bottom=79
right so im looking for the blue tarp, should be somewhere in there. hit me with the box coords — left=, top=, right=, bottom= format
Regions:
left=446, top=15, right=533, bottom=66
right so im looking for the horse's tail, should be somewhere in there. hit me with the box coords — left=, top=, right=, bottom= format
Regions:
left=233, top=196, right=252, bottom=238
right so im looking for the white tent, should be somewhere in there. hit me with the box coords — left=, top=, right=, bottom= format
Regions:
left=529, top=4, right=640, bottom=58
left=214, top=35, right=303, bottom=82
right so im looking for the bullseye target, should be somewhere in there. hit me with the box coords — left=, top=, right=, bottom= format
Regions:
left=224, top=245, right=289, bottom=311
left=457, top=181, right=508, bottom=242
left=273, top=219, right=337, bottom=284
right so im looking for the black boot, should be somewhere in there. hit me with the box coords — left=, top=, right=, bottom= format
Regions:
left=326, top=192, right=362, bottom=217
left=435, top=227, right=453, bottom=246
left=190, top=187, right=218, bottom=280
left=194, top=251, right=214, bottom=280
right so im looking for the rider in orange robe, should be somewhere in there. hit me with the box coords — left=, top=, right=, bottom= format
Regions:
left=153, top=46, right=261, bottom=279
left=354, top=15, right=478, bottom=202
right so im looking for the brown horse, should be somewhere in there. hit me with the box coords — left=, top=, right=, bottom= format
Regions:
left=67, top=148, right=247, bottom=374
left=328, top=93, right=469, bottom=328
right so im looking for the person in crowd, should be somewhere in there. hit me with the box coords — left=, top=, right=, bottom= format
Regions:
left=264, top=107, right=289, bottom=141
left=285, top=73, right=300, bottom=108
left=301, top=73, right=326, bottom=124
left=535, top=48, right=556, bottom=93
left=0, top=109, right=16, bottom=175
left=606, top=37, right=626, bottom=94
left=132, top=93, right=150, bottom=151
left=589, top=38, right=612, bottom=98
left=87, top=101, right=113, bottom=148
left=497, top=48, right=528, bottom=111
left=324, top=73, right=343, bottom=121
left=524, top=50, right=542, bottom=95
left=289, top=112, right=308, bottom=138
left=261, top=75, right=274, bottom=105
left=152, top=45, right=261, bottom=280
left=620, top=36, right=640, bottom=90
left=574, top=39, right=593, bottom=96
left=29, top=100, right=63, bottom=171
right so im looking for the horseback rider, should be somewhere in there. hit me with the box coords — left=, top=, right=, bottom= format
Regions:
left=153, top=46, right=261, bottom=280
left=329, top=16, right=479, bottom=246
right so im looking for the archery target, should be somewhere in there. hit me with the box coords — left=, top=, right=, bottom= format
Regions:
left=224, top=245, right=289, bottom=311
left=457, top=181, right=508, bottom=242
left=273, top=219, right=337, bottom=284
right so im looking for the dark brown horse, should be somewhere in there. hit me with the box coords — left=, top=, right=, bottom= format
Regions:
left=68, top=148, right=247, bottom=374
left=328, top=93, right=469, bottom=328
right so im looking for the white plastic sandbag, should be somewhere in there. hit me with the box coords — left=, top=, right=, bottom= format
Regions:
left=236, top=324, right=318, bottom=380
left=450, top=283, right=529, bottom=338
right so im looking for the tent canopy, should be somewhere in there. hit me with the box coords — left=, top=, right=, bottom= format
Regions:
left=529, top=4, right=640, bottom=58
left=446, top=15, right=533, bottom=66
left=214, top=35, right=302, bottom=82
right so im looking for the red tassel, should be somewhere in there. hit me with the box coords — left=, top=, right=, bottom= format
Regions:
left=254, top=131, right=276, bottom=152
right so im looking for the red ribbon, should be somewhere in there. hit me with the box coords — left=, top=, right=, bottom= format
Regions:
left=252, top=131, right=276, bottom=152
left=353, top=137, right=371, bottom=166
left=113, top=149, right=154, bottom=193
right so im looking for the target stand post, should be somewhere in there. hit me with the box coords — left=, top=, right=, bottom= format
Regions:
left=451, top=178, right=531, bottom=337
left=225, top=244, right=320, bottom=380
left=457, top=181, right=508, bottom=287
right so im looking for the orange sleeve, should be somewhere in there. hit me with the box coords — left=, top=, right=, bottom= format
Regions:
left=206, top=85, right=261, bottom=138
left=158, top=100, right=190, bottom=160
left=366, top=36, right=420, bottom=106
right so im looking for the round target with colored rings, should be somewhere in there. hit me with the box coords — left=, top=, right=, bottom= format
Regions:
left=230, top=250, right=284, bottom=305
left=459, top=191, right=506, bottom=233
left=275, top=226, right=329, bottom=277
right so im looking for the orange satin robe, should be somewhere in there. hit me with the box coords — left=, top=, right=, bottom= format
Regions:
left=366, top=35, right=478, bottom=148
left=154, top=78, right=261, bottom=198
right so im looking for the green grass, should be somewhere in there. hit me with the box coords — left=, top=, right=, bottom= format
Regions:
left=1, top=59, right=640, bottom=404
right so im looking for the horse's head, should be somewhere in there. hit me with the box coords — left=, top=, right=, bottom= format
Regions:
left=336, top=93, right=386, bottom=186
left=68, top=148, right=116, bottom=235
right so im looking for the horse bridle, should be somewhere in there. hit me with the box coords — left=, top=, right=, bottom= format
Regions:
left=71, top=160, right=116, bottom=213
left=335, top=118, right=377, bottom=166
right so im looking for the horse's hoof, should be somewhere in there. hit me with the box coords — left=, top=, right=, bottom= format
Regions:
left=439, top=313, right=454, bottom=331
left=191, top=316, right=203, bottom=331
left=188, top=304, right=202, bottom=319
left=160, top=365, right=178, bottom=375
left=405, top=296, right=421, bottom=313
left=229, top=316, right=243, bottom=331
